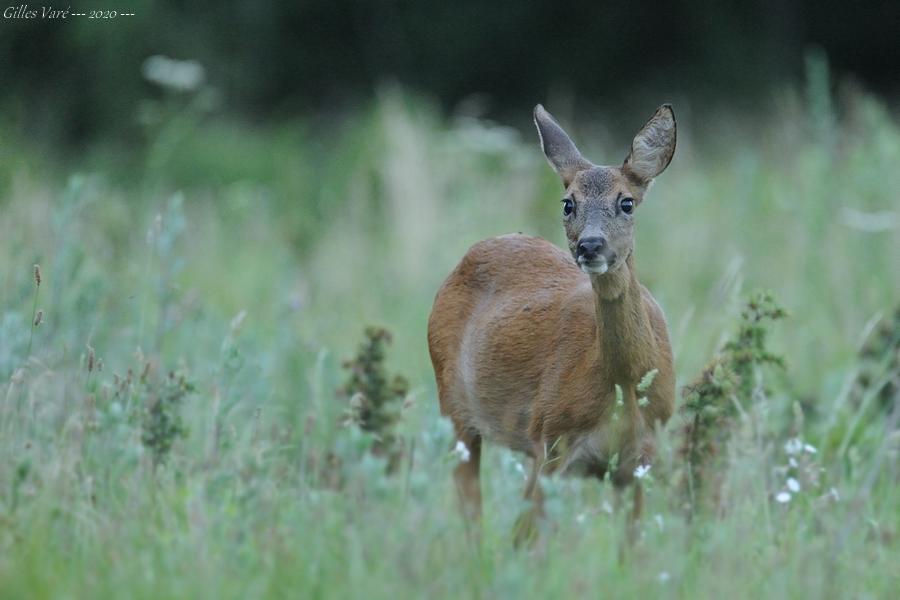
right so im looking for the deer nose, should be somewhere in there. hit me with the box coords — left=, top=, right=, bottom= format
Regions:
left=577, top=237, right=606, bottom=260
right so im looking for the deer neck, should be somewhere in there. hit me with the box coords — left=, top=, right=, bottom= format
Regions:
left=589, top=252, right=655, bottom=385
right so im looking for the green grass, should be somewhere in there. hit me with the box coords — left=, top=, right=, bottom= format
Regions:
left=0, top=84, right=898, bottom=599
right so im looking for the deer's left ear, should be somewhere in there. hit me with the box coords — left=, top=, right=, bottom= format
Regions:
left=623, top=104, right=676, bottom=186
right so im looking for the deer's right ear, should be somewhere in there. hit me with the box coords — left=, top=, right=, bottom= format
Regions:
left=534, top=105, right=591, bottom=188
left=622, top=104, right=676, bottom=187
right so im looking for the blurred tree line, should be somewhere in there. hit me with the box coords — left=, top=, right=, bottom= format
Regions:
left=0, top=0, right=897, bottom=147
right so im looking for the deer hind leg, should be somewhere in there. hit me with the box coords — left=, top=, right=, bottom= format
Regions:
left=611, top=479, right=644, bottom=562
left=514, top=441, right=547, bottom=547
left=452, top=432, right=482, bottom=522
left=626, top=480, right=643, bottom=546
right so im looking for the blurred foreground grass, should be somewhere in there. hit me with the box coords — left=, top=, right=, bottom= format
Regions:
left=0, top=82, right=898, bottom=598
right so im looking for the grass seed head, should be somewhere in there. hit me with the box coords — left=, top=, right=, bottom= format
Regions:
left=33, top=264, right=41, bottom=287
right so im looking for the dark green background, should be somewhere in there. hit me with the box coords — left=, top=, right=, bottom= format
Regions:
left=2, top=0, right=898, bottom=146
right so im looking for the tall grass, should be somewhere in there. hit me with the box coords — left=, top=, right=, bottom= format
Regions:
left=0, top=79, right=897, bottom=598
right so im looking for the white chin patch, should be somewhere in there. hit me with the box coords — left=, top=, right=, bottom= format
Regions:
left=579, top=261, right=609, bottom=275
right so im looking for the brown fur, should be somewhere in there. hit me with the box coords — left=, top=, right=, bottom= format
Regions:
left=428, top=105, right=677, bottom=524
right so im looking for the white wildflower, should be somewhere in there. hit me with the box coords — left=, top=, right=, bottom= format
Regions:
left=804, top=443, right=818, bottom=454
left=775, top=491, right=791, bottom=503
left=452, top=440, right=470, bottom=463
left=788, top=457, right=798, bottom=468
left=633, top=464, right=652, bottom=479
left=601, top=500, right=614, bottom=515
left=784, top=438, right=803, bottom=455
left=576, top=512, right=587, bottom=524
left=786, top=477, right=801, bottom=493
left=658, top=571, right=671, bottom=583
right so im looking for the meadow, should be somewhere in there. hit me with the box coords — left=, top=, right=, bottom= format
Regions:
left=0, top=77, right=898, bottom=598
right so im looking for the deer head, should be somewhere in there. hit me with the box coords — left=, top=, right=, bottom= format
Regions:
left=533, top=104, right=676, bottom=277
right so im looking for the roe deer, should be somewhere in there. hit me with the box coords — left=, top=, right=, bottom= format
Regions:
left=427, top=104, right=677, bottom=534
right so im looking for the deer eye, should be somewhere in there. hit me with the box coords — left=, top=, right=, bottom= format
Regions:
left=620, top=197, right=634, bottom=214
left=562, top=198, right=574, bottom=216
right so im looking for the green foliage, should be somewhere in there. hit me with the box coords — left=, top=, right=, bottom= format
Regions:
left=637, top=368, right=659, bottom=393
left=24, top=264, right=41, bottom=363
left=338, top=326, right=409, bottom=472
left=140, top=367, right=195, bottom=467
left=853, top=303, right=900, bottom=412
left=680, top=291, right=787, bottom=509
left=636, top=368, right=658, bottom=407
left=723, top=291, right=788, bottom=394
left=0, top=89, right=898, bottom=598
left=99, top=355, right=196, bottom=468
left=823, top=303, right=900, bottom=459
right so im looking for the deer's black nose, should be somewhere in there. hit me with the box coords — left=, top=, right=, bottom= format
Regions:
left=577, top=237, right=606, bottom=260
